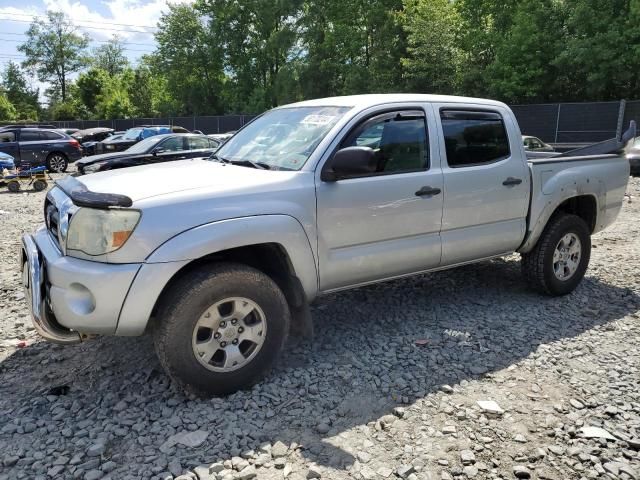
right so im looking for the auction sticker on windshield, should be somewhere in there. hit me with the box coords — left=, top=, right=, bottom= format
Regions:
left=301, top=114, right=336, bottom=125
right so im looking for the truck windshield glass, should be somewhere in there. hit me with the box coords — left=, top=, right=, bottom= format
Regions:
left=214, top=106, right=351, bottom=170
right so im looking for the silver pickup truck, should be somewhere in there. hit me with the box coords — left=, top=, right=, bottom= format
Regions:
left=20, top=94, right=631, bottom=396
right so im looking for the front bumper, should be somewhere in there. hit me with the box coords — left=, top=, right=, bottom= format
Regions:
left=21, top=227, right=141, bottom=341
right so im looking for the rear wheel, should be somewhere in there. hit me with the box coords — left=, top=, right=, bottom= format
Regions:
left=153, top=263, right=290, bottom=397
left=521, top=213, right=591, bottom=296
left=33, top=180, right=47, bottom=191
left=46, top=153, right=68, bottom=173
left=7, top=181, right=20, bottom=193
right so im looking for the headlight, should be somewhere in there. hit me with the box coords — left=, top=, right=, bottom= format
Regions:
left=105, top=145, right=115, bottom=150
left=66, top=208, right=141, bottom=256
left=82, top=163, right=101, bottom=174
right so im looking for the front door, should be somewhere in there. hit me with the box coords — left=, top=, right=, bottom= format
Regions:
left=435, top=105, right=530, bottom=265
left=316, top=108, right=443, bottom=291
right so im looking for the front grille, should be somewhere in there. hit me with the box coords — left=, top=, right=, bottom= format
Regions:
left=44, top=198, right=60, bottom=248
left=44, top=188, right=77, bottom=254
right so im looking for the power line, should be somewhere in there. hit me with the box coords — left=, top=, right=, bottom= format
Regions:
left=0, top=12, right=157, bottom=29
left=0, top=31, right=156, bottom=46
left=0, top=17, right=156, bottom=34
left=0, top=37, right=155, bottom=52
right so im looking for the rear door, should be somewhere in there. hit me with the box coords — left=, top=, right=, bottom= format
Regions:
left=435, top=105, right=530, bottom=265
left=16, top=130, right=44, bottom=167
left=187, top=136, right=217, bottom=158
left=154, top=136, right=189, bottom=163
left=0, top=130, right=20, bottom=163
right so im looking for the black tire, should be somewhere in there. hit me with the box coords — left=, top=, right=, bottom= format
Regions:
left=7, top=181, right=19, bottom=193
left=33, top=180, right=47, bottom=191
left=46, top=152, right=68, bottom=173
left=153, top=262, right=290, bottom=397
left=521, top=213, right=591, bottom=296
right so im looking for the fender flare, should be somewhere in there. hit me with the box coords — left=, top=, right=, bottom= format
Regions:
left=518, top=176, right=604, bottom=253
left=115, top=215, right=318, bottom=336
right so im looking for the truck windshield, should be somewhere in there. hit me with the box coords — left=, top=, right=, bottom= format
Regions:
left=213, top=106, right=351, bottom=170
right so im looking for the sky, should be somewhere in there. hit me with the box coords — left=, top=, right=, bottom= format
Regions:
left=0, top=0, right=193, bottom=94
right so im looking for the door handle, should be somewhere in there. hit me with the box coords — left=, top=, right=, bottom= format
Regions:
left=502, top=177, right=523, bottom=186
left=415, top=186, right=441, bottom=197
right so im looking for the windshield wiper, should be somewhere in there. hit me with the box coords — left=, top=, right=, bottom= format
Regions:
left=209, top=153, right=230, bottom=164
left=209, top=154, right=271, bottom=170
left=229, top=159, right=271, bottom=170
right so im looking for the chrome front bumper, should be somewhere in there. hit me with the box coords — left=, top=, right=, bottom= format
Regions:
left=21, top=234, right=82, bottom=344
left=21, top=229, right=143, bottom=342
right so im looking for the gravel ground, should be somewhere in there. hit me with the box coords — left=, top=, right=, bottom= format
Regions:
left=0, top=174, right=638, bottom=480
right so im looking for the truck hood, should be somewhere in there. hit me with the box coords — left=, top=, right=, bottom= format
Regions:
left=77, top=158, right=294, bottom=202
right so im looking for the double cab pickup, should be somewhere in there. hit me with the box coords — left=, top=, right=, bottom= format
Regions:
left=20, top=94, right=631, bottom=396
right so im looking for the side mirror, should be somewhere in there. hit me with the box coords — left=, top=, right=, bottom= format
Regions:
left=153, top=148, right=165, bottom=156
left=321, top=146, right=377, bottom=182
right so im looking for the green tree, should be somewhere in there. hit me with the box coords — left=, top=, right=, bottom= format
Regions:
left=95, top=71, right=135, bottom=119
left=18, top=11, right=89, bottom=102
left=1, top=62, right=40, bottom=120
left=0, top=93, right=17, bottom=121
left=455, top=0, right=519, bottom=96
left=401, top=0, right=462, bottom=94
left=485, top=0, right=565, bottom=103
left=154, top=3, right=226, bottom=115
left=49, top=101, right=79, bottom=120
left=299, top=0, right=406, bottom=98
left=93, top=36, right=129, bottom=76
left=195, top=0, right=302, bottom=111
left=76, top=67, right=110, bottom=115
left=554, top=0, right=639, bottom=101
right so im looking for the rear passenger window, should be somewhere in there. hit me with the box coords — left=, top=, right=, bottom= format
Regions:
left=440, top=110, right=510, bottom=167
left=20, top=131, right=41, bottom=141
left=41, top=131, right=63, bottom=140
left=188, top=137, right=210, bottom=150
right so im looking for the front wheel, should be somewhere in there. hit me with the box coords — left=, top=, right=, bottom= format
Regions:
left=153, top=263, right=290, bottom=397
left=521, top=213, right=591, bottom=296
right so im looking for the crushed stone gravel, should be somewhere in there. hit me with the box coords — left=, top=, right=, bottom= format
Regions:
left=0, top=173, right=639, bottom=480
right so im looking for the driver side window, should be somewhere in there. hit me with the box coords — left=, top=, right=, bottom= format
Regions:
left=343, top=111, right=428, bottom=174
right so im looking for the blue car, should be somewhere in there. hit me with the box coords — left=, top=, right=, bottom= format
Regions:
left=0, top=152, right=15, bottom=170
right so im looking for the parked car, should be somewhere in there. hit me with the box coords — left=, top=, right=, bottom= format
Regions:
left=0, top=128, right=82, bottom=172
left=208, top=131, right=236, bottom=145
left=626, top=137, right=640, bottom=175
left=55, top=128, right=80, bottom=136
left=0, top=152, right=15, bottom=186
left=82, top=132, right=125, bottom=156
left=0, top=123, right=57, bottom=131
left=75, top=129, right=119, bottom=156
left=20, top=94, right=631, bottom=397
left=95, top=125, right=190, bottom=154
left=72, top=127, right=115, bottom=143
left=523, top=135, right=554, bottom=152
left=0, top=152, right=15, bottom=170
left=72, top=127, right=116, bottom=156
left=76, top=134, right=221, bottom=174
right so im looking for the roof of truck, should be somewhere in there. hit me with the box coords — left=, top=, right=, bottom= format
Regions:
left=284, top=94, right=508, bottom=110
